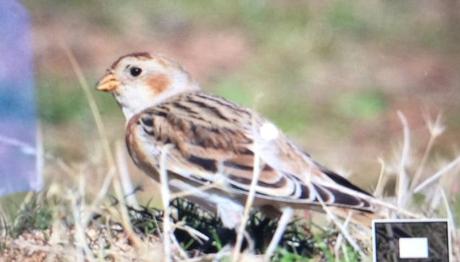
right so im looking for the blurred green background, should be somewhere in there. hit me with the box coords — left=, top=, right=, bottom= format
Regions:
left=23, top=0, right=460, bottom=203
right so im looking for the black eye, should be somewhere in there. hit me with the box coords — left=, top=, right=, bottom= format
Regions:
left=129, top=66, right=142, bottom=77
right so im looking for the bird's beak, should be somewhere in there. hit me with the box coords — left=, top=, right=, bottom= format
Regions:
left=96, top=71, right=119, bottom=92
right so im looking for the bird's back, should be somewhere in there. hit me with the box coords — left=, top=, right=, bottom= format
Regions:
left=125, top=91, right=376, bottom=217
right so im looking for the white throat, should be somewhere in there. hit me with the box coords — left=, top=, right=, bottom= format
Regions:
left=117, top=78, right=200, bottom=121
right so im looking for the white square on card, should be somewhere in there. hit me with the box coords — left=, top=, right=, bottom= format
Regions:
left=399, top=237, right=429, bottom=259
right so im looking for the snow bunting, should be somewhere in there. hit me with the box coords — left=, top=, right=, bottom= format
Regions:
left=97, top=52, right=377, bottom=227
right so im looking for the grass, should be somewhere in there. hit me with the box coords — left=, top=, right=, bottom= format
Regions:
left=3, top=0, right=460, bottom=260
left=0, top=192, right=52, bottom=240
left=2, top=193, right=355, bottom=261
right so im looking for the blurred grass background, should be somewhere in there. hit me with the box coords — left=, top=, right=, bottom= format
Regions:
left=22, top=0, right=460, bottom=213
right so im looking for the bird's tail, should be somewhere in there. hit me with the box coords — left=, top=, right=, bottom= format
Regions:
left=328, top=206, right=388, bottom=228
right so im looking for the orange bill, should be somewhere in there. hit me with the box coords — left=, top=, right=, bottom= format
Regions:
left=96, top=71, right=119, bottom=92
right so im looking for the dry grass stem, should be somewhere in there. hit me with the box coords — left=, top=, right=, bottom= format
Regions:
left=264, top=207, right=293, bottom=261
left=171, top=233, right=190, bottom=260
left=63, top=44, right=142, bottom=249
left=374, top=158, right=386, bottom=197
left=61, top=44, right=114, bottom=168
left=159, top=145, right=190, bottom=261
left=232, top=147, right=261, bottom=261
left=334, top=212, right=352, bottom=258
left=182, top=252, right=229, bottom=262
left=116, top=142, right=139, bottom=209
left=397, top=111, right=410, bottom=208
left=159, top=145, right=174, bottom=262
left=410, top=115, right=441, bottom=189
left=440, top=187, right=459, bottom=259
left=170, top=183, right=218, bottom=200
left=81, top=168, right=114, bottom=226
left=314, top=185, right=364, bottom=257
left=232, top=96, right=267, bottom=262
left=70, top=177, right=92, bottom=261
left=173, top=223, right=209, bottom=243
left=413, top=155, right=460, bottom=193
left=425, top=113, right=445, bottom=138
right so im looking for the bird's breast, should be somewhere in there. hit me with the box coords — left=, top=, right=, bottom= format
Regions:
left=125, top=116, right=162, bottom=180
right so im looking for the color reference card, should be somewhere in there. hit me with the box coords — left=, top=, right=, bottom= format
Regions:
left=373, top=219, right=450, bottom=262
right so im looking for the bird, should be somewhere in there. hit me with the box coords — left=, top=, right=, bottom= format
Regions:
left=96, top=51, right=378, bottom=228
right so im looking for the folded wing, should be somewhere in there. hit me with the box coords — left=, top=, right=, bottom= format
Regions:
left=126, top=92, right=374, bottom=213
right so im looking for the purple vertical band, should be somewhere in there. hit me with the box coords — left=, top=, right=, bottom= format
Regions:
left=0, top=0, right=42, bottom=196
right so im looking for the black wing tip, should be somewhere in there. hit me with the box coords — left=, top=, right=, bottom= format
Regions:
left=321, top=168, right=373, bottom=197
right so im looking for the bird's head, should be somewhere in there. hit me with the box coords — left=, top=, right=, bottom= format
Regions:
left=96, top=52, right=199, bottom=119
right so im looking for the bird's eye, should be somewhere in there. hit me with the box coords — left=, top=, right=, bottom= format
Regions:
left=129, top=66, right=142, bottom=77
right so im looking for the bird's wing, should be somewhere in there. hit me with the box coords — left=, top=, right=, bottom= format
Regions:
left=126, top=92, right=374, bottom=212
